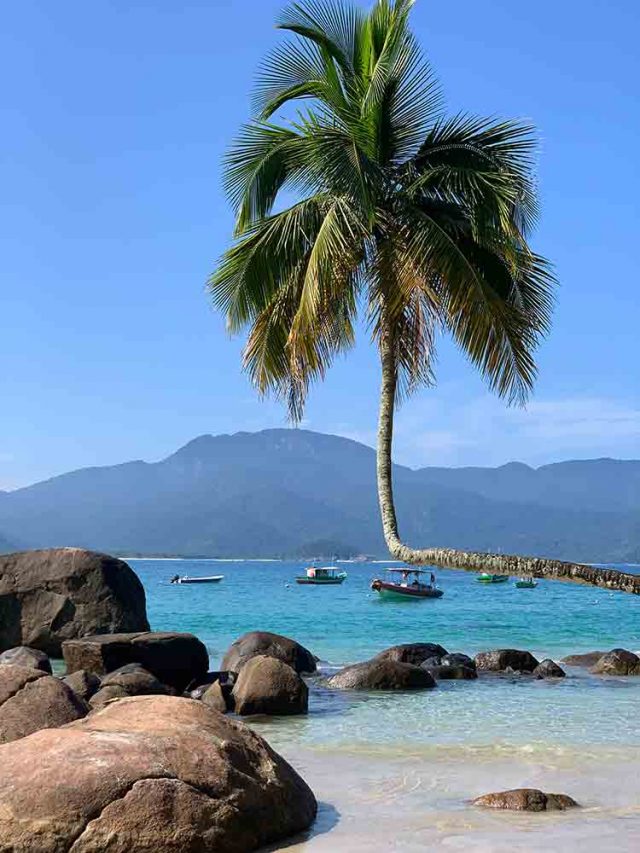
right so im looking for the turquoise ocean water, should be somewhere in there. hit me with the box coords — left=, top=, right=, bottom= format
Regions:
left=130, top=559, right=640, bottom=751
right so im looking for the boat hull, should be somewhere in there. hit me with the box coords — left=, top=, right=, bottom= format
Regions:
left=371, top=580, right=443, bottom=600
left=515, top=581, right=538, bottom=589
left=295, top=577, right=345, bottom=585
left=476, top=575, right=509, bottom=584
left=175, top=576, right=224, bottom=584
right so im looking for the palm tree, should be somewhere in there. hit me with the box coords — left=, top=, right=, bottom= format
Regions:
left=210, top=0, right=639, bottom=595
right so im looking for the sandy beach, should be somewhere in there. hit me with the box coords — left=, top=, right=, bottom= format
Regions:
left=270, top=744, right=640, bottom=852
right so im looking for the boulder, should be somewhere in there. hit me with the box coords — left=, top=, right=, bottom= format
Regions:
left=473, top=788, right=579, bottom=811
left=561, top=651, right=607, bottom=668
left=233, top=655, right=308, bottom=716
left=202, top=680, right=230, bottom=714
left=188, top=671, right=236, bottom=700
left=62, top=631, right=208, bottom=692
left=0, top=548, right=149, bottom=656
left=425, top=663, right=477, bottom=680
left=533, top=659, right=566, bottom=679
left=474, top=649, right=540, bottom=673
left=62, top=669, right=101, bottom=702
left=89, top=684, right=129, bottom=709
left=328, top=658, right=436, bottom=690
left=0, top=695, right=317, bottom=852
left=100, top=663, right=171, bottom=695
left=374, top=642, right=448, bottom=667
left=0, top=645, right=52, bottom=673
left=591, top=648, right=640, bottom=676
left=0, top=664, right=88, bottom=744
left=221, top=631, right=316, bottom=674
left=441, top=653, right=476, bottom=671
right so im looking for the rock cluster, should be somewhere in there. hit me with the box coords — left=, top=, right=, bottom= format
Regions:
left=62, top=631, right=209, bottom=692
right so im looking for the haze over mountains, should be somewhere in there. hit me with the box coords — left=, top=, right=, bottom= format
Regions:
left=0, top=429, right=638, bottom=562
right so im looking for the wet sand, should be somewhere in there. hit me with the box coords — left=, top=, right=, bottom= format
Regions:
left=270, top=744, right=640, bottom=852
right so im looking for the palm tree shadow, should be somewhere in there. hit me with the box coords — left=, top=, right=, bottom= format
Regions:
left=260, top=801, right=341, bottom=851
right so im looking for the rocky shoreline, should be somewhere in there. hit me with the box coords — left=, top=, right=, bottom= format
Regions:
left=1, top=548, right=639, bottom=851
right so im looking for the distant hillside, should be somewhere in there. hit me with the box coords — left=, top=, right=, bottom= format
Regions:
left=0, top=429, right=638, bottom=561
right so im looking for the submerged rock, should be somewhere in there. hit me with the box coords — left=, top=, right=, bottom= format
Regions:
left=561, top=651, right=607, bottom=668
left=374, top=643, right=448, bottom=667
left=222, top=631, right=316, bottom=675
left=533, top=659, right=566, bottom=679
left=0, top=646, right=52, bottom=673
left=0, top=695, right=317, bottom=852
left=62, top=631, right=208, bottom=692
left=328, top=658, right=436, bottom=690
left=425, top=663, right=477, bottom=680
left=441, top=653, right=476, bottom=670
left=233, top=655, right=308, bottom=716
left=0, top=548, right=149, bottom=657
left=0, top=664, right=88, bottom=744
left=591, top=648, right=640, bottom=676
left=474, top=649, right=540, bottom=673
left=473, top=788, right=579, bottom=811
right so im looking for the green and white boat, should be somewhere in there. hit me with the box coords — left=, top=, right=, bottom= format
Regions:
left=475, top=572, right=510, bottom=584
left=295, top=566, right=347, bottom=585
left=515, top=577, right=538, bottom=589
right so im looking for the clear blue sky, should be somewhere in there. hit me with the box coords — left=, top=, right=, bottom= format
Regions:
left=1, top=0, right=638, bottom=489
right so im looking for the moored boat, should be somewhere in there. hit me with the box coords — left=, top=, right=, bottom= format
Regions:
left=295, top=566, right=347, bottom=585
left=515, top=577, right=538, bottom=588
left=170, top=574, right=224, bottom=585
left=370, top=568, right=443, bottom=600
left=475, top=573, right=509, bottom=584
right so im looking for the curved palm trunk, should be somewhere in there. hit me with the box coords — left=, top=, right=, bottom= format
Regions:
left=376, top=329, right=640, bottom=596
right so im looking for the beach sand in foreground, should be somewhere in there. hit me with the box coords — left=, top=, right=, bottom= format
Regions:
left=267, top=744, right=640, bottom=852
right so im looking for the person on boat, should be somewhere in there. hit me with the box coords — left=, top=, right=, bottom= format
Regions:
left=170, top=574, right=179, bottom=584
left=430, top=572, right=436, bottom=586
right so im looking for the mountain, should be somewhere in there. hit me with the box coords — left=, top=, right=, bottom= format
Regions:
left=0, top=429, right=638, bottom=561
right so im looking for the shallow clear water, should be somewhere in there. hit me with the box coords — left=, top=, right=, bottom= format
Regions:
left=131, top=559, right=640, bottom=751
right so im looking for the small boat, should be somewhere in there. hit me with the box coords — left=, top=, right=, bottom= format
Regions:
left=371, top=568, right=443, bottom=600
left=475, top=573, right=509, bottom=584
left=170, top=574, right=224, bottom=585
left=295, top=566, right=347, bottom=585
left=515, top=577, right=538, bottom=589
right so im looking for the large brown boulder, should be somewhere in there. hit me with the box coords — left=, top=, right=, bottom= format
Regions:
left=374, top=642, right=448, bottom=667
left=232, top=655, right=308, bottom=716
left=473, top=788, right=579, bottom=811
left=0, top=645, right=51, bottom=673
left=0, top=548, right=149, bottom=656
left=62, top=631, right=208, bottom=692
left=221, top=631, right=316, bottom=674
left=0, top=664, right=88, bottom=744
left=591, top=648, right=640, bottom=676
left=0, top=695, right=317, bottom=852
left=474, top=649, right=540, bottom=673
left=328, top=658, right=436, bottom=690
